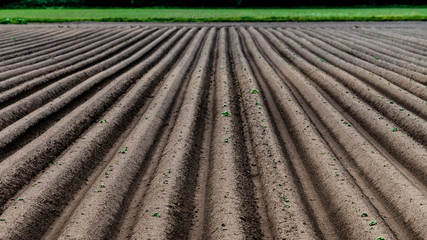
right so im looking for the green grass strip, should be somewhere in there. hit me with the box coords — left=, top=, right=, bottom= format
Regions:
left=1, top=7, right=427, bottom=23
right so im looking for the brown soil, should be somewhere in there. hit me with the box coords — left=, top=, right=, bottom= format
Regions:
left=0, top=22, right=426, bottom=240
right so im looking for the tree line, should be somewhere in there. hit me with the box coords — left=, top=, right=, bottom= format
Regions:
left=2, top=0, right=426, bottom=8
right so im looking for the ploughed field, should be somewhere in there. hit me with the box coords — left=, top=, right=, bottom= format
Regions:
left=0, top=23, right=426, bottom=240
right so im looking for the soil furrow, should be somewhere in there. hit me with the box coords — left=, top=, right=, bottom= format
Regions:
left=45, top=27, right=197, bottom=240
left=0, top=29, right=89, bottom=61
left=0, top=28, right=138, bottom=91
left=258, top=28, right=427, bottom=239
left=0, top=28, right=147, bottom=86
left=0, top=27, right=185, bottom=211
left=0, top=30, right=90, bottom=57
left=111, top=37, right=198, bottom=240
left=0, top=27, right=163, bottom=132
left=330, top=29, right=427, bottom=68
left=0, top=28, right=155, bottom=110
left=355, top=28, right=427, bottom=54
left=0, top=27, right=194, bottom=239
left=229, top=27, right=320, bottom=239
left=198, top=28, right=263, bottom=239
left=186, top=70, right=215, bottom=240
left=244, top=26, right=400, bottom=239
left=0, top=29, right=42, bottom=44
left=238, top=28, right=336, bottom=239
left=252, top=27, right=425, bottom=239
left=0, top=23, right=424, bottom=240
left=376, top=29, right=427, bottom=48
left=266, top=28, right=427, bottom=145
left=0, top=28, right=115, bottom=71
left=54, top=27, right=206, bottom=240
left=288, top=29, right=426, bottom=100
left=304, top=28, right=427, bottom=84
left=0, top=29, right=106, bottom=67
left=261, top=27, right=427, bottom=186
left=276, top=29, right=427, bottom=120
left=367, top=29, right=427, bottom=53
left=119, top=27, right=212, bottom=240
left=0, top=29, right=67, bottom=50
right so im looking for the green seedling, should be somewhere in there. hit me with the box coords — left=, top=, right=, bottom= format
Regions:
left=168, top=169, right=171, bottom=174
left=392, top=127, right=398, bottom=132
left=399, top=108, right=404, bottom=111
left=221, top=111, right=232, bottom=117
left=335, top=173, right=339, bottom=177
left=278, top=183, right=282, bottom=186
left=11, top=37, right=16, bottom=40
left=105, top=171, right=109, bottom=175
left=120, top=146, right=128, bottom=154
left=222, top=104, right=227, bottom=107
left=375, top=57, right=380, bottom=60
left=251, top=89, right=259, bottom=94
left=285, top=204, right=291, bottom=208
left=0, top=218, right=5, bottom=221
left=151, top=212, right=161, bottom=217
left=224, top=137, right=229, bottom=143
left=369, top=221, right=377, bottom=226
left=100, top=184, right=105, bottom=188
left=99, top=119, right=107, bottom=123
left=389, top=101, right=394, bottom=104
left=376, top=237, right=386, bottom=240
left=360, top=212, right=368, bottom=217
left=18, top=197, right=24, bottom=201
